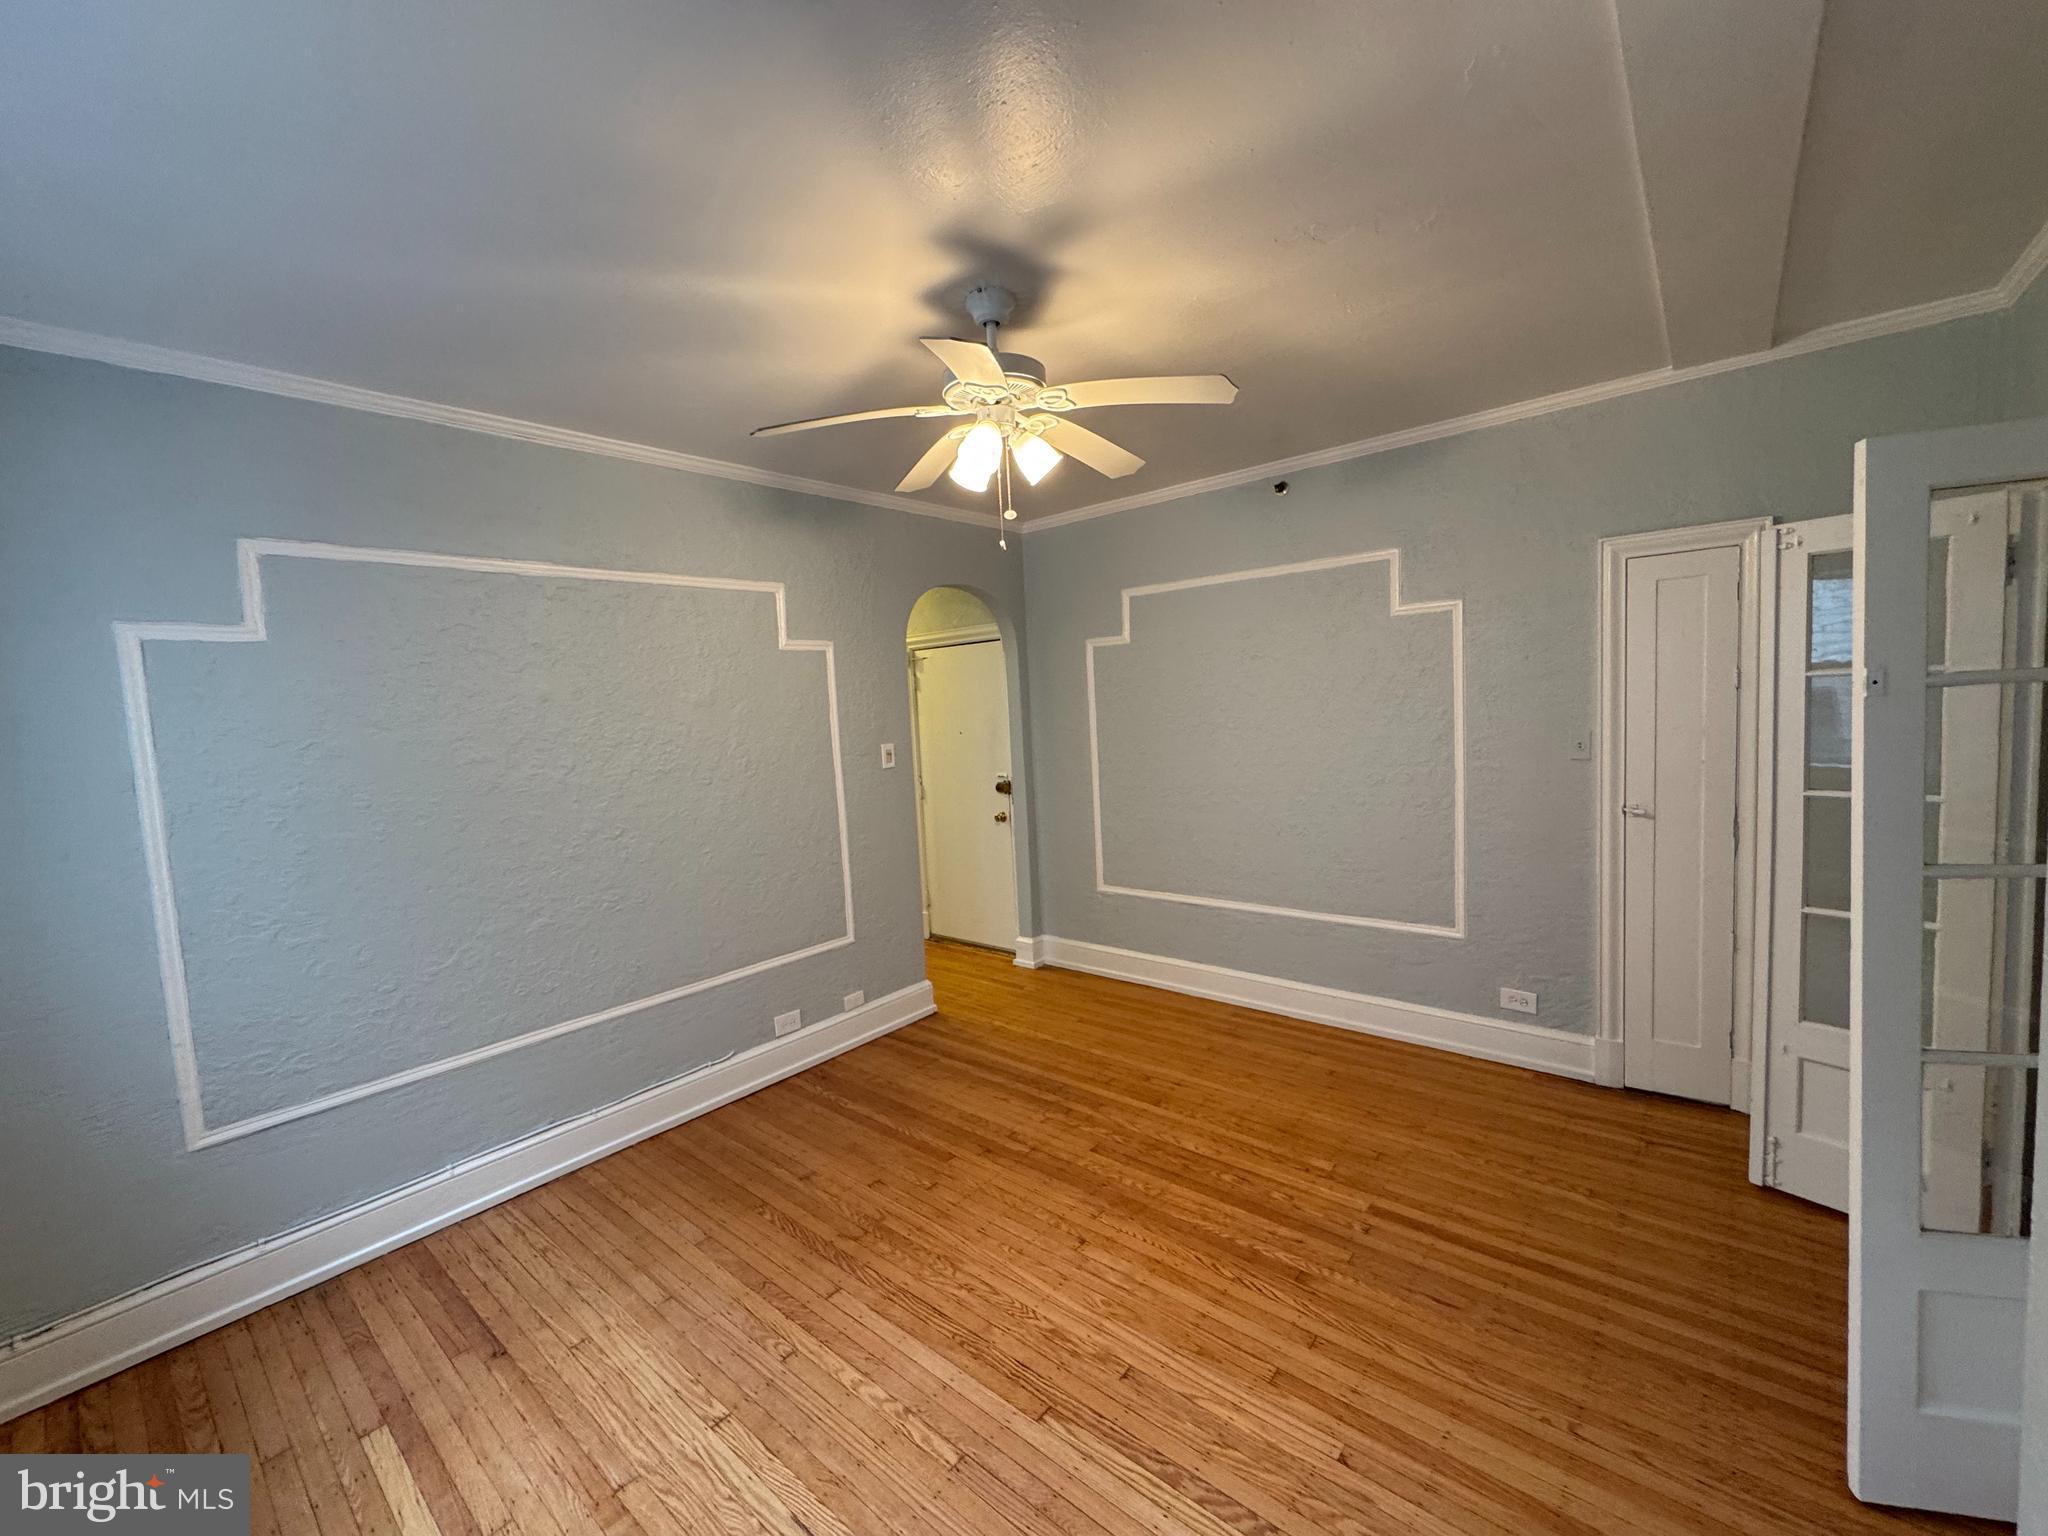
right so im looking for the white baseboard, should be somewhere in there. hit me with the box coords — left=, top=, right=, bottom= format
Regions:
left=0, top=980, right=934, bottom=1423
left=1039, top=937, right=1596, bottom=1081
left=1013, top=936, right=1045, bottom=969
left=1594, top=1035, right=1626, bottom=1087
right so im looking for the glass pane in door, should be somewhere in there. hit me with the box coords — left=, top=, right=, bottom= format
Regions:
left=1919, top=876, right=2044, bottom=1053
left=1801, top=912, right=1850, bottom=1027
left=1923, top=680, right=2048, bottom=866
left=1807, top=675, right=1853, bottom=790
left=1804, top=795, right=1850, bottom=911
left=1920, top=1062, right=2035, bottom=1237
left=1810, top=550, right=1852, bottom=664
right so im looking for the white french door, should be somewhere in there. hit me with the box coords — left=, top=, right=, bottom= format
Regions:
left=1851, top=417, right=2048, bottom=1521
left=1759, top=516, right=1854, bottom=1210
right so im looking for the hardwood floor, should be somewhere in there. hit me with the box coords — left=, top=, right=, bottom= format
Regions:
left=3, top=941, right=2004, bottom=1533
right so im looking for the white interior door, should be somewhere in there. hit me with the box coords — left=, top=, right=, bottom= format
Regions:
left=1852, top=418, right=2048, bottom=1522
left=1622, top=545, right=1742, bottom=1103
left=912, top=641, right=1018, bottom=950
left=1760, top=516, right=1854, bottom=1210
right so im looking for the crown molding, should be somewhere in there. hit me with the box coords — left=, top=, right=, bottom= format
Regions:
left=0, top=317, right=995, bottom=530
left=1994, top=215, right=2048, bottom=307
left=1024, top=217, right=2048, bottom=534
left=6, top=212, right=2046, bottom=539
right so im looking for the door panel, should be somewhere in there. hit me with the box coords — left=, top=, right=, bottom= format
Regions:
left=913, top=641, right=1018, bottom=950
left=1622, top=547, right=1741, bottom=1103
left=1762, top=516, right=1853, bottom=1210
left=1852, top=421, right=2048, bottom=1521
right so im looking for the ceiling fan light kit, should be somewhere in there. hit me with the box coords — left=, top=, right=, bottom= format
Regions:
left=751, top=282, right=1238, bottom=542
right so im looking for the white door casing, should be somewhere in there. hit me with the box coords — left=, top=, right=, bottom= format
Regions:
left=1851, top=419, right=2048, bottom=1522
left=1759, top=515, right=1854, bottom=1210
left=911, top=641, right=1019, bottom=951
left=1620, top=545, right=1743, bottom=1103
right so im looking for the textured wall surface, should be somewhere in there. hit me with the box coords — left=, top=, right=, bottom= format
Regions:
left=1092, top=559, right=1457, bottom=930
left=905, top=585, right=997, bottom=644
left=0, top=345, right=1027, bottom=1338
left=1022, top=311, right=2012, bottom=1031
left=2011, top=266, right=2048, bottom=420
left=147, top=557, right=849, bottom=1134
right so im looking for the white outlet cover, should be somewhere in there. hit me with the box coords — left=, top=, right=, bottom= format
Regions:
left=880, top=743, right=897, bottom=768
left=843, top=990, right=865, bottom=1012
left=1499, top=987, right=1538, bottom=1016
left=773, top=1009, right=803, bottom=1036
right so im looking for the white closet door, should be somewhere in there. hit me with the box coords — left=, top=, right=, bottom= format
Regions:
left=1621, top=546, right=1741, bottom=1103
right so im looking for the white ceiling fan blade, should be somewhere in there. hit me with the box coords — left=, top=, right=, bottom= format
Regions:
left=1033, top=415, right=1145, bottom=479
left=751, top=403, right=959, bottom=438
left=895, top=428, right=968, bottom=492
left=1051, top=374, right=1238, bottom=409
left=920, top=337, right=1009, bottom=387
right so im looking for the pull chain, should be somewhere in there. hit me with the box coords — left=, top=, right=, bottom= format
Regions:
left=997, top=447, right=1012, bottom=549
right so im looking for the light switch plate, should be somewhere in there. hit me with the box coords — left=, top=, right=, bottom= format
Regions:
left=880, top=743, right=897, bottom=768
left=773, top=1009, right=803, bottom=1036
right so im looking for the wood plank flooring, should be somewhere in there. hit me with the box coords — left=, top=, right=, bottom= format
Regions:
left=4, top=941, right=2004, bottom=1533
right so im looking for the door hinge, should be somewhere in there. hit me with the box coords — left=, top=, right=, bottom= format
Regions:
left=1776, top=526, right=1804, bottom=551
left=1762, top=1134, right=1781, bottom=1186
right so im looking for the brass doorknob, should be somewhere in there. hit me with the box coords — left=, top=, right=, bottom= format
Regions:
left=995, top=776, right=1013, bottom=795
left=993, top=810, right=1009, bottom=823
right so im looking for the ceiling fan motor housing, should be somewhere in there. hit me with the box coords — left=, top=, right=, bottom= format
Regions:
left=997, top=353, right=1045, bottom=386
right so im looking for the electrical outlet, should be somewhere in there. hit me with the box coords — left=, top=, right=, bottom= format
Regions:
left=843, top=990, right=865, bottom=1012
left=1568, top=733, right=1591, bottom=761
left=880, top=743, right=897, bottom=768
left=1499, top=987, right=1538, bottom=1016
left=773, top=1009, right=803, bottom=1036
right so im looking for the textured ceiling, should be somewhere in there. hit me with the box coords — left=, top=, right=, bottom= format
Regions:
left=5, top=0, right=2047, bottom=521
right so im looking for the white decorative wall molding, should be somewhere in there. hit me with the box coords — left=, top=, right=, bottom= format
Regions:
left=0, top=980, right=934, bottom=1422
left=115, top=538, right=857, bottom=1149
left=1038, top=937, right=1593, bottom=1080
left=1013, top=936, right=1045, bottom=969
left=1086, top=548, right=1465, bottom=937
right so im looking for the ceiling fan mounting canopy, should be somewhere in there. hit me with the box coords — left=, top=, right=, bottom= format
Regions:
left=962, top=282, right=1017, bottom=330
left=750, top=281, right=1238, bottom=516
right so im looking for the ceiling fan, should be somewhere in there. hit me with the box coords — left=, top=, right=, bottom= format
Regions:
left=751, top=284, right=1236, bottom=539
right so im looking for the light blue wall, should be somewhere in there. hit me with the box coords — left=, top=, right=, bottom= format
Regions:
left=0, top=345, right=1027, bottom=1338
left=5, top=279, right=2043, bottom=1343
left=2011, top=267, right=2048, bottom=418
left=1020, top=312, right=2012, bottom=1031
left=1092, top=558, right=1458, bottom=931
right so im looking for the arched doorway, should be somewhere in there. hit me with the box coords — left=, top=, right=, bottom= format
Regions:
left=906, top=587, right=1019, bottom=950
